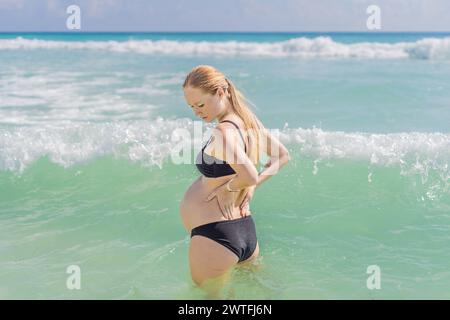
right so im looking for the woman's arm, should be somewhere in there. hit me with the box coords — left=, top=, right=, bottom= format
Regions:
left=230, top=127, right=290, bottom=217
left=219, top=127, right=291, bottom=190
left=204, top=123, right=259, bottom=219
left=205, top=123, right=290, bottom=218
left=255, top=128, right=290, bottom=188
left=213, top=123, right=259, bottom=191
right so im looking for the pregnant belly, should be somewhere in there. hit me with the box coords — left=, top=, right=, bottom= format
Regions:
left=179, top=176, right=242, bottom=232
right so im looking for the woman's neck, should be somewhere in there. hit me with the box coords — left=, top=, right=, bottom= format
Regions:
left=216, top=110, right=235, bottom=123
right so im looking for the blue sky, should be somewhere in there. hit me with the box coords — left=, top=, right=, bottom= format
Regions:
left=0, top=0, right=450, bottom=32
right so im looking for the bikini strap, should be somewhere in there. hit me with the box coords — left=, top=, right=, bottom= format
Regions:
left=202, top=135, right=213, bottom=150
left=219, top=120, right=247, bottom=153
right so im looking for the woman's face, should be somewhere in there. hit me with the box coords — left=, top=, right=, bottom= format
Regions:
left=183, top=86, right=227, bottom=122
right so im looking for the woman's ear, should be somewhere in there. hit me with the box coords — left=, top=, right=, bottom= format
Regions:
left=216, top=87, right=225, bottom=99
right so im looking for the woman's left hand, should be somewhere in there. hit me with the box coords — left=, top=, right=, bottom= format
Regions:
left=238, top=185, right=255, bottom=217
left=204, top=183, right=238, bottom=220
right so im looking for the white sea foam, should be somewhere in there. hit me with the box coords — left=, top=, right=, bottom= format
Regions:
left=284, top=127, right=450, bottom=191
left=116, top=86, right=170, bottom=96
left=0, top=117, right=449, bottom=190
left=0, top=70, right=178, bottom=125
left=2, top=36, right=450, bottom=59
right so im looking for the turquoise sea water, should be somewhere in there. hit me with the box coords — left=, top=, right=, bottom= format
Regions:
left=0, top=32, right=450, bottom=299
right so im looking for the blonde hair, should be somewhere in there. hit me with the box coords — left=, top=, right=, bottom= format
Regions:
left=183, top=65, right=264, bottom=165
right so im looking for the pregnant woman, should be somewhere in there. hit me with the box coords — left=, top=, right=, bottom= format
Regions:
left=180, top=65, right=290, bottom=296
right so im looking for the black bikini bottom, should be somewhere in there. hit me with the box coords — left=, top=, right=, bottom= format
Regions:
left=190, top=215, right=257, bottom=263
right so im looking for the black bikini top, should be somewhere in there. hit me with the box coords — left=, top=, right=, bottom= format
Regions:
left=196, top=120, right=247, bottom=178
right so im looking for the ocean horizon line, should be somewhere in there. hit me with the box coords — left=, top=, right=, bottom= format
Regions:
left=1, top=30, right=450, bottom=34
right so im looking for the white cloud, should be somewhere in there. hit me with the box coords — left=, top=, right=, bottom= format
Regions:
left=86, top=0, right=120, bottom=18
left=0, top=0, right=24, bottom=10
